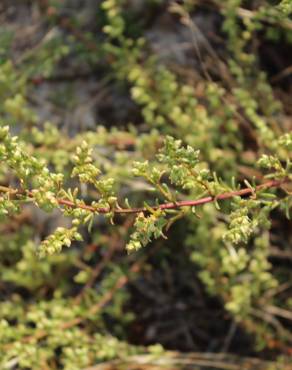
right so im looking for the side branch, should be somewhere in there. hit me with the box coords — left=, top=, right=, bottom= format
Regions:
left=0, top=178, right=288, bottom=215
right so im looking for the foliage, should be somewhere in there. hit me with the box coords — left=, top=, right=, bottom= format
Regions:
left=0, top=0, right=291, bottom=368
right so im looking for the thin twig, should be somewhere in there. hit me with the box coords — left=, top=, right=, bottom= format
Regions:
left=265, top=306, right=292, bottom=321
left=0, top=178, right=288, bottom=215
left=74, top=218, right=133, bottom=304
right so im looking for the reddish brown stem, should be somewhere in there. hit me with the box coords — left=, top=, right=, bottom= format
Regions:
left=0, top=178, right=287, bottom=215
left=58, top=179, right=289, bottom=213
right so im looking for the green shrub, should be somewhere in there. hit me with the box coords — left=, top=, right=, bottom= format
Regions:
left=0, top=0, right=291, bottom=368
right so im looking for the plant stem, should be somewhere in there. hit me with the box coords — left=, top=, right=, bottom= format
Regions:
left=0, top=178, right=288, bottom=215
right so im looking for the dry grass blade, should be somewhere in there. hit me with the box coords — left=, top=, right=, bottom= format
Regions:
left=83, top=351, right=291, bottom=370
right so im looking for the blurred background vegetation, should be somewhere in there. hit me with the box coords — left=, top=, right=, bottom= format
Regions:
left=0, top=0, right=291, bottom=369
